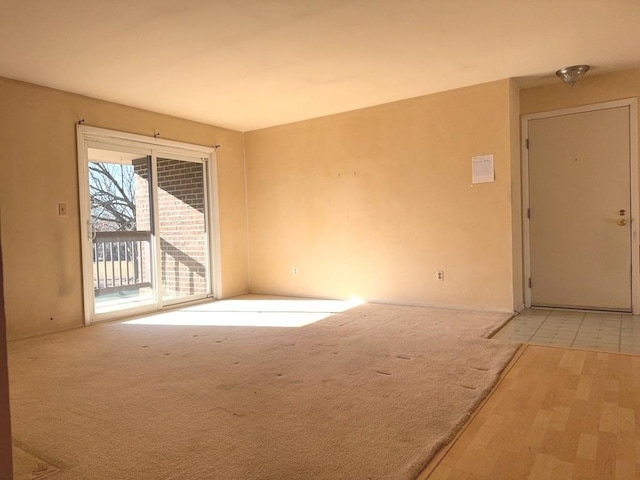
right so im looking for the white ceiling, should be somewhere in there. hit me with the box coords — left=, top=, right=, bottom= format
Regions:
left=2, top=0, right=640, bottom=132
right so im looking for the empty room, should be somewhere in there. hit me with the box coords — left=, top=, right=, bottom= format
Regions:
left=1, top=1, right=640, bottom=479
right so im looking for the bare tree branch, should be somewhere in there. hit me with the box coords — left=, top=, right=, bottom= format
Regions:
left=89, top=162, right=138, bottom=231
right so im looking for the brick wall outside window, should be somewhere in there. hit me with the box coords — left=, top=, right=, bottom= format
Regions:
left=133, top=158, right=207, bottom=300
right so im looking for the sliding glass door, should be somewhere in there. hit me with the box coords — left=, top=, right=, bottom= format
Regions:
left=157, top=157, right=209, bottom=303
left=77, top=126, right=217, bottom=324
left=88, top=149, right=155, bottom=315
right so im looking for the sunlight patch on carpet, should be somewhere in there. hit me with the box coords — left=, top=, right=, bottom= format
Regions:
left=123, top=296, right=366, bottom=327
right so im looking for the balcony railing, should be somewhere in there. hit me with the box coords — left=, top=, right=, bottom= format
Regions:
left=93, top=231, right=152, bottom=296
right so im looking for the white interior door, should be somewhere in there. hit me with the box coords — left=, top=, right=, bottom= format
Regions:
left=527, top=106, right=632, bottom=311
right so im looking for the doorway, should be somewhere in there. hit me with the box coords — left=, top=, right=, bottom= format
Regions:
left=77, top=126, right=218, bottom=324
left=522, top=100, right=639, bottom=313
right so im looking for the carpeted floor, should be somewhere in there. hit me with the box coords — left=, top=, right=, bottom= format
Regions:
left=8, top=297, right=519, bottom=480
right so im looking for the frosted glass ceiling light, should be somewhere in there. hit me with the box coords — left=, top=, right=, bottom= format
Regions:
left=556, top=65, right=590, bottom=86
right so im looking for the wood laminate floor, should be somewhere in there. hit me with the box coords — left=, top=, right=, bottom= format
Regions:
left=421, top=344, right=640, bottom=479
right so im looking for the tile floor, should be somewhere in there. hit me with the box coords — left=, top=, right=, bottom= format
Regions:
left=492, top=308, right=640, bottom=354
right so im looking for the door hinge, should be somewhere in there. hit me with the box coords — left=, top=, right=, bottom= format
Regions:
left=529, top=278, right=533, bottom=288
left=527, top=208, right=531, bottom=219
left=526, top=138, right=529, bottom=149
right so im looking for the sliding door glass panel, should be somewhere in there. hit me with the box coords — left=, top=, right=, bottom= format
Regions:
left=156, top=157, right=208, bottom=302
left=88, top=148, right=155, bottom=314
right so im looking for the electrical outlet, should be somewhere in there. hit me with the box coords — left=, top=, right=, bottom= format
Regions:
left=436, top=270, right=445, bottom=281
left=58, top=202, right=68, bottom=216
left=292, top=266, right=299, bottom=276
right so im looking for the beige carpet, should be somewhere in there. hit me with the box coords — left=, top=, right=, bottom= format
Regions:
left=11, top=442, right=59, bottom=480
left=8, top=297, right=519, bottom=480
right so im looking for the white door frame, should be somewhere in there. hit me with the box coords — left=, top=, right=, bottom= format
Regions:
left=77, top=125, right=222, bottom=325
left=522, top=99, right=639, bottom=314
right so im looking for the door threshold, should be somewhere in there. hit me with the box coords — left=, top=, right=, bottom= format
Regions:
left=530, top=305, right=632, bottom=315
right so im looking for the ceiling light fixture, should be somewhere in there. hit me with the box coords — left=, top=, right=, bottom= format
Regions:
left=555, top=65, right=590, bottom=86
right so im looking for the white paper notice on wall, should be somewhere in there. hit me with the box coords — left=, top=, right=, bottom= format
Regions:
left=471, top=154, right=495, bottom=184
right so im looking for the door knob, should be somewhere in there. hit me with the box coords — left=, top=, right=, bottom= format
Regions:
left=618, top=209, right=627, bottom=216
left=618, top=218, right=627, bottom=226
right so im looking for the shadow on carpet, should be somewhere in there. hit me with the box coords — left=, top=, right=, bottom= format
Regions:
left=12, top=441, right=60, bottom=480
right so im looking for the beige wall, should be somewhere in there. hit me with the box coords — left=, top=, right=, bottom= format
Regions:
left=245, top=80, right=521, bottom=312
left=0, top=77, right=248, bottom=340
left=521, top=67, right=640, bottom=116
left=2, top=65, right=636, bottom=339
left=520, top=67, right=640, bottom=313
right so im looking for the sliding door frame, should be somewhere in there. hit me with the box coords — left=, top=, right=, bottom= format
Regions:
left=77, top=125, right=221, bottom=325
